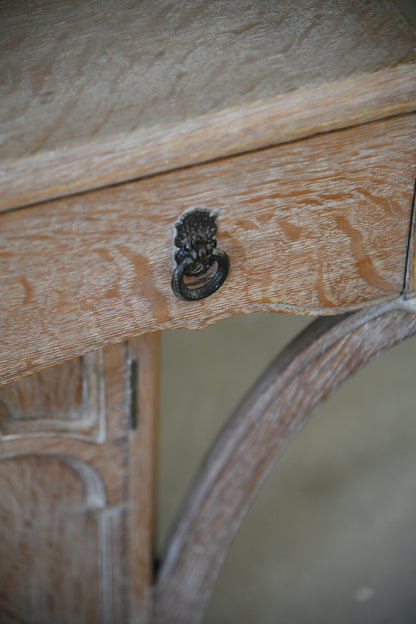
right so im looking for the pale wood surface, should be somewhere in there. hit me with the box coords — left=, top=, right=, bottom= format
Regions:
left=1, top=3, right=415, bottom=622
left=127, top=334, right=160, bottom=623
left=0, top=456, right=105, bottom=624
left=0, top=115, right=415, bottom=386
left=0, top=351, right=105, bottom=440
left=0, top=338, right=158, bottom=623
left=154, top=297, right=416, bottom=624
left=0, top=345, right=128, bottom=623
left=0, top=0, right=415, bottom=211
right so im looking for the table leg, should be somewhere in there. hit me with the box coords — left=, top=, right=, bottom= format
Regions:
left=0, top=335, right=160, bottom=624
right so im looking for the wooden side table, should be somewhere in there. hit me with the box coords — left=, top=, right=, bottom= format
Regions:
left=1, top=2, right=416, bottom=622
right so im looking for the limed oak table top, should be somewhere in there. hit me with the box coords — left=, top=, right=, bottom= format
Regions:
left=0, top=0, right=415, bottom=211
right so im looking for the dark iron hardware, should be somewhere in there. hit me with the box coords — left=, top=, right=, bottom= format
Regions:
left=171, top=209, right=229, bottom=301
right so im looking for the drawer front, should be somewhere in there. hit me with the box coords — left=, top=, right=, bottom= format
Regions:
left=1, top=115, right=415, bottom=383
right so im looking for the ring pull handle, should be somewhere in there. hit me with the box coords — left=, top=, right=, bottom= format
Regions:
left=171, top=209, right=230, bottom=301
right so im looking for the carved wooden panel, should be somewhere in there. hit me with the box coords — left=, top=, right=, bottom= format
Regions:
left=0, top=455, right=126, bottom=624
left=0, top=351, right=105, bottom=442
left=0, top=337, right=158, bottom=623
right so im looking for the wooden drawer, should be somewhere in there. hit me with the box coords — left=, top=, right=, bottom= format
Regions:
left=1, top=2, right=416, bottom=623
left=1, top=114, right=415, bottom=385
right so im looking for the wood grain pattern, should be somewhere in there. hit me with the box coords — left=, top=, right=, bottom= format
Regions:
left=0, top=339, right=158, bottom=623
left=0, top=350, right=105, bottom=441
left=0, top=0, right=415, bottom=211
left=1, top=115, right=415, bottom=386
left=0, top=347, right=129, bottom=623
left=0, top=456, right=105, bottom=624
left=154, top=297, right=416, bottom=624
left=127, top=334, right=160, bottom=623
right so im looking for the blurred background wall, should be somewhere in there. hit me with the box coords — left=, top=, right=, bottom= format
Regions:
left=157, top=2, right=416, bottom=622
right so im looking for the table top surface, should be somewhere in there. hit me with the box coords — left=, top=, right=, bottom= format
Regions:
left=1, top=0, right=415, bottom=211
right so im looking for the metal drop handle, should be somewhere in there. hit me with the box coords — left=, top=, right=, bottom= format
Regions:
left=171, top=209, right=229, bottom=301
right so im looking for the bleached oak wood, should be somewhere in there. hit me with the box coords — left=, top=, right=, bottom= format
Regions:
left=0, top=0, right=415, bottom=211
left=0, top=345, right=127, bottom=503
left=1, top=3, right=416, bottom=621
left=0, top=338, right=158, bottom=623
left=1, top=115, right=415, bottom=386
left=0, top=456, right=106, bottom=624
left=127, top=334, right=160, bottom=623
left=154, top=297, right=416, bottom=624
left=0, top=350, right=105, bottom=441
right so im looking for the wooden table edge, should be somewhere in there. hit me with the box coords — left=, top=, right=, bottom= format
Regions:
left=1, top=63, right=415, bottom=214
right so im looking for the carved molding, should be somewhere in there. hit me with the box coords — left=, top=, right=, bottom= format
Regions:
left=0, top=351, right=106, bottom=442
left=0, top=454, right=126, bottom=623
